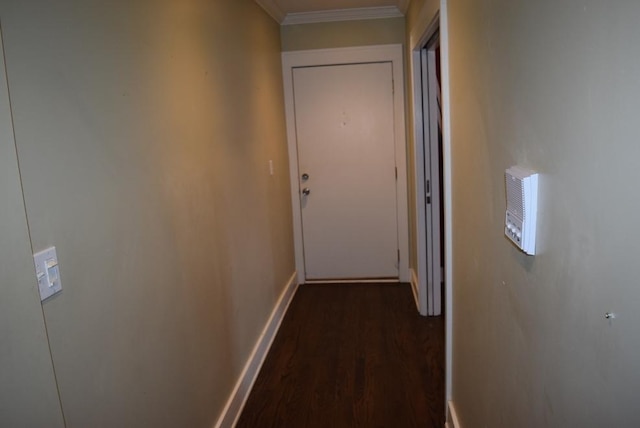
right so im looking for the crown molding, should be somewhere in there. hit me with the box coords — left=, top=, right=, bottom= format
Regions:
left=282, top=6, right=404, bottom=26
left=255, top=0, right=286, bottom=23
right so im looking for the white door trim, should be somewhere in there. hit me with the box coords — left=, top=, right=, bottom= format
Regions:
left=282, top=45, right=409, bottom=284
left=411, top=17, right=442, bottom=316
left=408, top=0, right=454, bottom=407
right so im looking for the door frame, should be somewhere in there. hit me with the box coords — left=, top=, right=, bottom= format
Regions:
left=282, top=45, right=409, bottom=284
left=409, top=0, right=454, bottom=410
left=411, top=20, right=442, bottom=317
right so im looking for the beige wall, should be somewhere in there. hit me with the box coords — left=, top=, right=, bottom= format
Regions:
left=0, top=0, right=294, bottom=426
left=0, top=33, right=65, bottom=427
left=281, top=18, right=405, bottom=51
left=440, top=0, right=640, bottom=426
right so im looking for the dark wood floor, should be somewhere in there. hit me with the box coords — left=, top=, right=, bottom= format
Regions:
left=236, top=283, right=445, bottom=428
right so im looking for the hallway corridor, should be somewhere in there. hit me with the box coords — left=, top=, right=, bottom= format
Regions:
left=237, top=283, right=445, bottom=427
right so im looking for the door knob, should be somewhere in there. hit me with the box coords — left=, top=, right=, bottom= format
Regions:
left=302, top=188, right=311, bottom=196
left=301, top=173, right=309, bottom=181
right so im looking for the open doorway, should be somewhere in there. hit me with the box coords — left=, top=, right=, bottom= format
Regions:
left=412, top=22, right=445, bottom=317
left=409, top=5, right=454, bottom=420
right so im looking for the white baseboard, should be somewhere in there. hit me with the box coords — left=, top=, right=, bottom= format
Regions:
left=305, top=278, right=399, bottom=284
left=446, top=400, right=461, bottom=428
left=214, top=272, right=299, bottom=428
left=410, top=268, right=420, bottom=312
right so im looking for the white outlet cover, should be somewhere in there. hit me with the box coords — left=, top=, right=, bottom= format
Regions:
left=33, top=246, right=62, bottom=301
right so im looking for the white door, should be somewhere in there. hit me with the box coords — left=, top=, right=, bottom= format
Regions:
left=292, top=62, right=399, bottom=280
left=418, top=37, right=443, bottom=316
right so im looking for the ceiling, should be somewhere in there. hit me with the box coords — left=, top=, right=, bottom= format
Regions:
left=255, top=0, right=410, bottom=24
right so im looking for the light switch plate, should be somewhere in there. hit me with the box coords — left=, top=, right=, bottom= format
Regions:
left=505, top=166, right=538, bottom=255
left=34, top=246, right=62, bottom=301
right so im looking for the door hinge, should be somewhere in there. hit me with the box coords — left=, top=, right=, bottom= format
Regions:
left=395, top=167, right=398, bottom=180
left=397, top=249, right=400, bottom=263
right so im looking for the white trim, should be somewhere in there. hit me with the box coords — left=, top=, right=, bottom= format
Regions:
left=440, top=0, right=454, bottom=404
left=282, top=45, right=410, bottom=285
left=282, top=6, right=403, bottom=26
left=424, top=30, right=443, bottom=317
left=412, top=44, right=427, bottom=316
left=447, top=401, right=461, bottom=428
left=409, top=16, right=437, bottom=317
left=214, top=272, right=298, bottom=428
left=306, top=279, right=400, bottom=284
left=410, top=269, right=420, bottom=312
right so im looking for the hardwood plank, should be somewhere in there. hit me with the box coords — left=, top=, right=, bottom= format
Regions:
left=237, top=283, right=444, bottom=427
